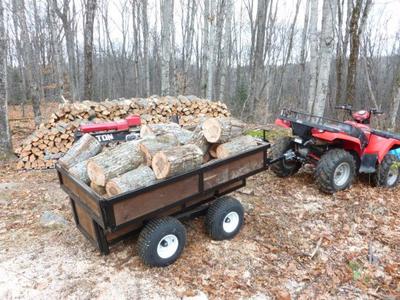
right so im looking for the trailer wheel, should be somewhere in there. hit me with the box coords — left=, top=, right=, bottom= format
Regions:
left=137, top=217, right=186, bottom=267
left=373, top=154, right=400, bottom=188
left=206, top=196, right=244, bottom=240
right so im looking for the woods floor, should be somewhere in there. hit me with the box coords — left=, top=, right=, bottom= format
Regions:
left=0, top=105, right=399, bottom=299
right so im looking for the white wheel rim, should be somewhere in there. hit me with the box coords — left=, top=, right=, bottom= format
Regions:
left=157, top=234, right=179, bottom=259
left=387, top=167, right=399, bottom=186
left=222, top=212, right=240, bottom=233
left=333, top=162, right=351, bottom=187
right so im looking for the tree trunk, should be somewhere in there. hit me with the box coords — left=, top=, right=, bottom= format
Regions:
left=152, top=144, right=203, bottom=179
left=216, top=135, right=258, bottom=159
left=87, top=141, right=144, bottom=186
left=345, top=0, right=372, bottom=105
left=200, top=0, right=210, bottom=98
left=83, top=0, right=97, bottom=100
left=391, top=74, right=400, bottom=130
left=312, top=0, right=337, bottom=116
left=141, top=0, right=150, bottom=96
left=219, top=0, right=233, bottom=101
left=161, top=0, right=174, bottom=96
left=307, top=0, right=319, bottom=113
left=106, top=166, right=156, bottom=196
left=58, top=133, right=102, bottom=169
left=206, top=0, right=217, bottom=99
left=0, top=0, right=12, bottom=159
left=202, top=117, right=245, bottom=143
left=15, top=0, right=42, bottom=126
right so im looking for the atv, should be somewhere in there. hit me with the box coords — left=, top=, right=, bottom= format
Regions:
left=272, top=105, right=400, bottom=193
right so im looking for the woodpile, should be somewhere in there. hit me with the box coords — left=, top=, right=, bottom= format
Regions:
left=15, top=95, right=230, bottom=170
left=60, top=117, right=261, bottom=198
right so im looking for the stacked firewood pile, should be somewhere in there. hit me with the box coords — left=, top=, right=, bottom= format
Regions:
left=14, top=96, right=230, bottom=170
left=60, top=117, right=259, bottom=197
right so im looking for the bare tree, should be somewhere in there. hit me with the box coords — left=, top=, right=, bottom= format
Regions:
left=206, top=0, right=217, bottom=99
left=0, top=0, right=12, bottom=158
left=83, top=0, right=97, bottom=100
left=15, top=0, right=42, bottom=126
left=307, top=0, right=319, bottom=113
left=53, top=0, right=79, bottom=101
left=161, top=0, right=174, bottom=96
left=312, top=0, right=337, bottom=116
left=219, top=0, right=233, bottom=101
left=141, top=0, right=150, bottom=96
left=345, top=0, right=372, bottom=105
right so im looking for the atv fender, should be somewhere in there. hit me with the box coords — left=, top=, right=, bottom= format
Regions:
left=364, top=135, right=400, bottom=163
left=275, top=118, right=291, bottom=128
left=311, top=130, right=363, bottom=156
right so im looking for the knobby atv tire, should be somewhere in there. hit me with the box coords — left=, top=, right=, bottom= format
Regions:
left=373, top=154, right=400, bottom=188
left=270, top=136, right=301, bottom=177
left=206, top=196, right=244, bottom=241
left=137, top=217, right=186, bottom=267
left=315, top=149, right=356, bottom=194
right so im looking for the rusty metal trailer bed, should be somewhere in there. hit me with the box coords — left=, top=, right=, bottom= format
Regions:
left=56, top=141, right=270, bottom=266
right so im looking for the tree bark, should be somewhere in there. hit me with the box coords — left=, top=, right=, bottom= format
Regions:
left=161, top=0, right=174, bottom=96
left=69, top=160, right=90, bottom=184
left=0, top=0, right=12, bottom=159
left=312, top=0, right=337, bottom=116
left=216, top=135, right=258, bottom=159
left=152, top=144, right=203, bottom=179
left=58, top=133, right=102, bottom=169
left=202, top=117, right=245, bottom=143
left=87, top=141, right=144, bottom=186
left=345, top=0, right=372, bottom=105
left=139, top=134, right=179, bottom=166
left=140, top=123, right=192, bottom=144
left=83, top=0, right=97, bottom=100
left=106, top=166, right=156, bottom=196
left=307, top=0, right=319, bottom=113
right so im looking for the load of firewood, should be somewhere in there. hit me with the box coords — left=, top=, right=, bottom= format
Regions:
left=60, top=117, right=260, bottom=197
left=14, top=95, right=230, bottom=170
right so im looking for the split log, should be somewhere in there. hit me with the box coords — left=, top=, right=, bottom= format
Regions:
left=69, top=160, right=90, bottom=184
left=139, top=134, right=180, bottom=166
left=58, top=133, right=102, bottom=169
left=202, top=117, right=245, bottom=143
left=187, top=124, right=209, bottom=154
left=90, top=182, right=106, bottom=196
left=152, top=144, right=203, bottom=179
left=140, top=123, right=192, bottom=144
left=216, top=135, right=258, bottom=159
left=87, top=141, right=144, bottom=186
left=106, top=166, right=156, bottom=196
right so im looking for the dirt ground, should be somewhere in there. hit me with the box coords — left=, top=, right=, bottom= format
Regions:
left=0, top=105, right=399, bottom=299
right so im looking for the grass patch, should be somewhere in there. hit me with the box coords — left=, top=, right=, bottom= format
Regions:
left=246, top=129, right=290, bottom=142
left=348, top=261, right=363, bottom=281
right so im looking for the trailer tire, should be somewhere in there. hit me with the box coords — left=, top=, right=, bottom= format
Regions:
left=373, top=154, right=400, bottom=188
left=137, top=217, right=186, bottom=267
left=315, top=149, right=356, bottom=193
left=206, top=196, right=244, bottom=240
left=270, top=137, right=301, bottom=177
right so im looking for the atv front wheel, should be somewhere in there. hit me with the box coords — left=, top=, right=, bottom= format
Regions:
left=373, top=154, right=400, bottom=188
left=315, top=149, right=356, bottom=193
left=270, top=137, right=301, bottom=177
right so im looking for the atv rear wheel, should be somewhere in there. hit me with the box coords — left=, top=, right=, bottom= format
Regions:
left=315, top=149, right=356, bottom=193
left=270, top=137, right=301, bottom=177
left=373, top=154, right=400, bottom=188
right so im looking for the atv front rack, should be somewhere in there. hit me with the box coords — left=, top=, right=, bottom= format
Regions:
left=279, top=109, right=355, bottom=136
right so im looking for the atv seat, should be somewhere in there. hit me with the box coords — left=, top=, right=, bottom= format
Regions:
left=371, top=129, right=400, bottom=141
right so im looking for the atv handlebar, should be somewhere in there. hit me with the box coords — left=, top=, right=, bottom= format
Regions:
left=335, top=105, right=383, bottom=115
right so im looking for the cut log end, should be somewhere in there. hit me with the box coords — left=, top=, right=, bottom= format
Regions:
left=152, top=152, right=170, bottom=179
left=105, top=180, right=122, bottom=197
left=202, top=118, right=222, bottom=143
left=87, top=161, right=106, bottom=187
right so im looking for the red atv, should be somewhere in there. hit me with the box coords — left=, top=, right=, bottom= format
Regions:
left=272, top=105, right=400, bottom=193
